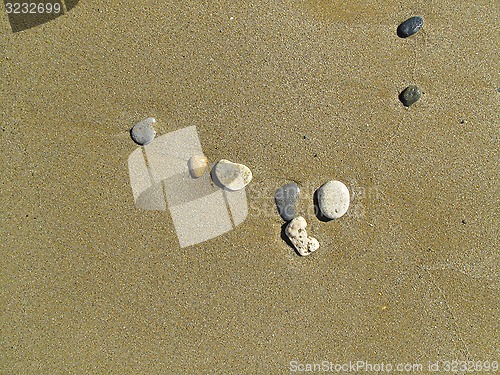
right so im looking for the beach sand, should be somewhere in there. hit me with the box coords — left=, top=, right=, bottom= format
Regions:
left=1, top=0, right=498, bottom=373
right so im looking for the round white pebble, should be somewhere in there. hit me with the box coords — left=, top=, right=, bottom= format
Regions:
left=317, top=180, right=350, bottom=219
left=212, top=159, right=252, bottom=191
left=130, top=117, right=156, bottom=145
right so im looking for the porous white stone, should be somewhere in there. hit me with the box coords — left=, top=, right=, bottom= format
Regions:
left=317, top=180, right=350, bottom=219
left=188, top=154, right=208, bottom=178
left=285, top=216, right=320, bottom=256
left=212, top=159, right=252, bottom=191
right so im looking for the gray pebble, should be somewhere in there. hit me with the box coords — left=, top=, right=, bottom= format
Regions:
left=397, top=16, right=423, bottom=38
left=399, top=85, right=421, bottom=107
left=275, top=183, right=300, bottom=221
left=130, top=117, right=156, bottom=145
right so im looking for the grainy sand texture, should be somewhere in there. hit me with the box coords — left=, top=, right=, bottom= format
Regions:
left=1, top=0, right=498, bottom=373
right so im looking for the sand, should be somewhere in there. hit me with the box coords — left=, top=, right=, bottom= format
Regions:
left=1, top=0, right=498, bottom=373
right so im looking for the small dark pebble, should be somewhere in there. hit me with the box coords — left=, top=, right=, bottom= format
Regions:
left=275, top=183, right=300, bottom=221
left=461, top=219, right=467, bottom=224
left=397, top=16, right=423, bottom=38
left=399, top=85, right=421, bottom=107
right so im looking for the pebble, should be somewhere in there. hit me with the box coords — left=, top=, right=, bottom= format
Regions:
left=188, top=154, right=208, bottom=178
left=317, top=180, right=350, bottom=220
left=397, top=16, right=423, bottom=38
left=130, top=117, right=156, bottom=145
left=399, top=85, right=422, bottom=107
left=275, top=183, right=300, bottom=221
left=285, top=216, right=320, bottom=256
left=212, top=159, right=252, bottom=191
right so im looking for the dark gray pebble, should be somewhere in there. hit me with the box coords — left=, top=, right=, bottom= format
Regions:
left=399, top=85, right=421, bottom=107
left=275, top=183, right=300, bottom=221
left=130, top=117, right=156, bottom=145
left=397, top=16, right=423, bottom=38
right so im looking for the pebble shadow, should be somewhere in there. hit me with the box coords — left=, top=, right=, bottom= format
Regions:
left=210, top=164, right=233, bottom=192
left=313, top=189, right=333, bottom=223
left=280, top=222, right=300, bottom=256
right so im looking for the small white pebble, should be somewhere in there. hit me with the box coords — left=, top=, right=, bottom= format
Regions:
left=188, top=154, right=208, bottom=178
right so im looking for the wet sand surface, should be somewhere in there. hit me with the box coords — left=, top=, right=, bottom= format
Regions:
left=1, top=0, right=498, bottom=373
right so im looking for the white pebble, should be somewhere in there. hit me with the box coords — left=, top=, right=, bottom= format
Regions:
left=285, top=216, right=320, bottom=256
left=317, top=180, right=350, bottom=219
left=188, top=154, right=208, bottom=178
left=212, top=159, right=252, bottom=191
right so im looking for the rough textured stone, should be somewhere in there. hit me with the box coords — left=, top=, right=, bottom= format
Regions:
left=212, top=159, right=252, bottom=191
left=397, top=16, right=423, bottom=38
left=130, top=117, right=156, bottom=145
left=275, top=183, right=300, bottom=221
left=317, top=180, right=350, bottom=219
left=285, top=216, right=319, bottom=256
left=399, top=85, right=422, bottom=107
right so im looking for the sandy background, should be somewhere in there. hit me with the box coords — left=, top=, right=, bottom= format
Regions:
left=1, top=0, right=498, bottom=373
